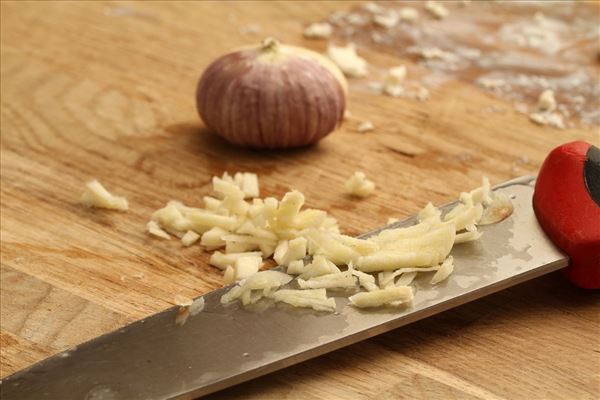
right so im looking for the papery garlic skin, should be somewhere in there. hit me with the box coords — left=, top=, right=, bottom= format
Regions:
left=196, top=39, right=347, bottom=149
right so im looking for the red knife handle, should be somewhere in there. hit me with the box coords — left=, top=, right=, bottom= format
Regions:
left=533, top=141, right=600, bottom=289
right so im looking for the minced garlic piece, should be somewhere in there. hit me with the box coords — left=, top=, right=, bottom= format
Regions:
left=425, top=1, right=449, bottom=19
left=530, top=90, right=563, bottom=128
left=362, top=1, right=385, bottom=14
left=308, top=231, right=360, bottom=265
left=303, top=22, right=333, bottom=39
left=281, top=237, right=307, bottom=266
left=209, top=251, right=263, bottom=270
left=383, top=84, right=403, bottom=97
left=327, top=43, right=368, bottom=78
left=356, top=250, right=445, bottom=272
left=234, top=255, right=262, bottom=280
left=212, top=176, right=248, bottom=216
left=383, top=65, right=407, bottom=97
left=395, top=271, right=417, bottom=286
left=529, top=112, right=565, bottom=129
left=187, top=210, right=238, bottom=232
left=356, top=121, right=374, bottom=133
left=80, top=180, right=128, bottom=211
left=147, top=220, right=171, bottom=240
left=349, top=263, right=379, bottom=291
left=398, top=7, right=419, bottom=22
left=220, top=172, right=261, bottom=199
left=174, top=294, right=193, bottom=307
left=189, top=297, right=205, bottom=316
left=273, top=240, right=289, bottom=266
left=181, top=230, right=200, bottom=247
left=345, top=171, right=375, bottom=198
left=415, top=47, right=456, bottom=62
left=444, top=204, right=483, bottom=232
left=374, top=11, right=399, bottom=29
left=386, top=66, right=407, bottom=84
left=536, top=89, right=556, bottom=113
left=225, top=240, right=256, bottom=253
left=200, top=226, right=227, bottom=249
left=287, top=260, right=306, bottom=275
left=467, top=176, right=493, bottom=205
left=297, top=271, right=357, bottom=290
left=346, top=13, right=370, bottom=26
left=223, top=266, right=235, bottom=284
left=299, top=255, right=341, bottom=279
left=430, top=256, right=454, bottom=285
left=455, top=230, right=482, bottom=244
left=276, top=190, right=305, bottom=228
left=221, top=270, right=293, bottom=305
left=332, top=234, right=379, bottom=256
left=387, top=217, right=399, bottom=225
left=269, top=289, right=336, bottom=312
left=378, top=266, right=441, bottom=288
left=479, top=77, right=507, bottom=90
left=222, top=234, right=276, bottom=254
left=378, top=272, right=395, bottom=289
left=349, top=286, right=414, bottom=308
left=203, top=196, right=221, bottom=212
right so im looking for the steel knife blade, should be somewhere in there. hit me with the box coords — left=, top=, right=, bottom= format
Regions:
left=0, top=176, right=568, bottom=399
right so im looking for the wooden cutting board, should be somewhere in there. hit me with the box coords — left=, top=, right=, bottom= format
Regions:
left=1, top=2, right=598, bottom=399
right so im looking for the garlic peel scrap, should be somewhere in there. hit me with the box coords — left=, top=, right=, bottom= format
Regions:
left=479, top=192, right=514, bottom=225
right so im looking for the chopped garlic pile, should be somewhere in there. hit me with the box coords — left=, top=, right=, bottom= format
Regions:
left=149, top=173, right=512, bottom=312
left=80, top=180, right=128, bottom=211
left=149, top=171, right=340, bottom=286
left=327, top=43, right=368, bottom=78
left=345, top=171, right=376, bottom=198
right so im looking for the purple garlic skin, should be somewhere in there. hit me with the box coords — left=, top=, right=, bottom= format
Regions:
left=196, top=42, right=346, bottom=149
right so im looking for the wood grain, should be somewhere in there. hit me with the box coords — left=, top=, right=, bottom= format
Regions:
left=1, top=1, right=598, bottom=399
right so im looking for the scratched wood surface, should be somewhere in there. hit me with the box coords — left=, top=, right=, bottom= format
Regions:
left=1, top=1, right=599, bottom=399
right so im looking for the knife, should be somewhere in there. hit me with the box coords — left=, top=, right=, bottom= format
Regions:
left=1, top=141, right=598, bottom=399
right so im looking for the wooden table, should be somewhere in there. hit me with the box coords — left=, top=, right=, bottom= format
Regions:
left=1, top=2, right=598, bottom=399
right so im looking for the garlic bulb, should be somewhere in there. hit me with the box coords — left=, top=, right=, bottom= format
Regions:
left=196, top=38, right=348, bottom=149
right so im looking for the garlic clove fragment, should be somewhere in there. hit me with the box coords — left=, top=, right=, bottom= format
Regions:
left=196, top=38, right=348, bottom=149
